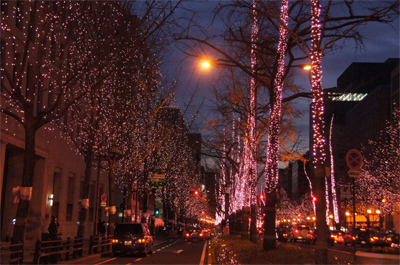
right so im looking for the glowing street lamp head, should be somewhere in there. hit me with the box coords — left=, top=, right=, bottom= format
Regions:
left=302, top=64, right=311, bottom=70
left=201, top=60, right=211, bottom=69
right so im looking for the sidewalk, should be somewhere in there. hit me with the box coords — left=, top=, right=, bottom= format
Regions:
left=22, top=234, right=178, bottom=264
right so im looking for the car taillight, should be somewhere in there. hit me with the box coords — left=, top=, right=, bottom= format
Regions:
left=283, top=234, right=287, bottom=237
left=186, top=233, right=190, bottom=237
left=112, top=239, right=119, bottom=243
left=387, top=237, right=392, bottom=241
left=200, top=233, right=203, bottom=237
left=136, top=238, right=146, bottom=243
left=331, top=235, right=335, bottom=238
left=295, top=230, right=299, bottom=233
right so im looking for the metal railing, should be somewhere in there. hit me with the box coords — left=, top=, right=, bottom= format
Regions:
left=32, top=237, right=83, bottom=264
left=1, top=242, right=24, bottom=264
left=89, top=235, right=113, bottom=255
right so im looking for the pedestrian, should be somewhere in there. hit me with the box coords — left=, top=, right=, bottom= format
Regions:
left=48, top=216, right=60, bottom=263
left=48, top=216, right=60, bottom=240
left=97, top=219, right=106, bottom=235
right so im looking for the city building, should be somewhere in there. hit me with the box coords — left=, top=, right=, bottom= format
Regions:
left=309, top=58, right=399, bottom=231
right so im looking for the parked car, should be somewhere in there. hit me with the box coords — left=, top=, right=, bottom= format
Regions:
left=112, top=223, right=153, bottom=257
left=185, top=226, right=203, bottom=241
left=330, top=230, right=345, bottom=244
left=289, top=224, right=311, bottom=242
left=305, top=229, right=334, bottom=246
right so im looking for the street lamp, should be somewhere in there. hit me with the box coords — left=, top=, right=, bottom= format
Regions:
left=200, top=60, right=211, bottom=69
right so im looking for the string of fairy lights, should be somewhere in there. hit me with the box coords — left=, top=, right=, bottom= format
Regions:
left=310, top=0, right=326, bottom=167
left=264, top=0, right=289, bottom=193
left=329, top=115, right=340, bottom=224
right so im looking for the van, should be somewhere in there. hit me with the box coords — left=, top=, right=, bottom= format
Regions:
left=112, top=223, right=153, bottom=257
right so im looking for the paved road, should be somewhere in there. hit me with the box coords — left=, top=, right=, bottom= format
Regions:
left=66, top=238, right=207, bottom=265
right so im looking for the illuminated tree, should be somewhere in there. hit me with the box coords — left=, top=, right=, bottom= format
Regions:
left=57, top=1, right=181, bottom=237
left=152, top=108, right=204, bottom=224
left=1, top=1, right=122, bottom=243
left=176, top=1, right=397, bottom=256
left=356, top=108, right=400, bottom=219
left=277, top=189, right=314, bottom=224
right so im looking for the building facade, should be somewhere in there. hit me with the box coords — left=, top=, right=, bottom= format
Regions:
left=309, top=58, right=399, bottom=231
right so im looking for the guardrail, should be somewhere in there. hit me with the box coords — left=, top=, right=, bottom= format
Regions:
left=89, top=235, right=113, bottom=255
left=1, top=242, right=23, bottom=264
left=32, top=237, right=83, bottom=264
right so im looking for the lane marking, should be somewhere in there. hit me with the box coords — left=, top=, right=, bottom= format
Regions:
left=329, top=249, right=352, bottom=255
left=135, top=258, right=142, bottom=262
left=172, top=249, right=183, bottom=253
left=95, top=258, right=117, bottom=265
left=199, top=241, right=207, bottom=265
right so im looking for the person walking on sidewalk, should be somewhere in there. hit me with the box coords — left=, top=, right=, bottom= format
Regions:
left=48, top=216, right=60, bottom=240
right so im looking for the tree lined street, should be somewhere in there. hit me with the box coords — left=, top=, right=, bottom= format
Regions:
left=1, top=1, right=399, bottom=264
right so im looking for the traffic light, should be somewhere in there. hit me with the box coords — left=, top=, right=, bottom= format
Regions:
left=259, top=194, right=264, bottom=200
left=155, top=209, right=159, bottom=216
left=193, top=190, right=199, bottom=195
left=375, top=198, right=387, bottom=203
left=312, top=196, right=317, bottom=202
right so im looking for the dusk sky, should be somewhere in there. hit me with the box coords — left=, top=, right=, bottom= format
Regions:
left=163, top=1, right=399, bottom=151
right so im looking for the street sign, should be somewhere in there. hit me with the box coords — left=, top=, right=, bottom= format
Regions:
left=346, top=149, right=363, bottom=170
left=100, top=202, right=106, bottom=207
left=150, top=173, right=165, bottom=189
left=348, top=170, right=361, bottom=178
left=101, top=193, right=107, bottom=202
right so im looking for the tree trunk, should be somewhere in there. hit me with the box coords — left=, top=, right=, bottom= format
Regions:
left=241, top=207, right=250, bottom=239
left=263, top=191, right=276, bottom=250
left=314, top=165, right=328, bottom=264
left=108, top=157, right=116, bottom=236
left=250, top=204, right=258, bottom=243
left=12, top=125, right=36, bottom=243
left=77, top=149, right=93, bottom=238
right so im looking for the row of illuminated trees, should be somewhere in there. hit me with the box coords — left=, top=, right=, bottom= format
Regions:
left=1, top=0, right=207, bottom=243
left=175, top=1, right=398, bottom=262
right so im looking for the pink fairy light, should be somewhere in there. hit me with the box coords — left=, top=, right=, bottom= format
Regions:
left=304, top=162, right=316, bottom=216
left=265, top=0, right=289, bottom=192
left=329, top=115, right=339, bottom=224
left=310, top=0, right=326, bottom=167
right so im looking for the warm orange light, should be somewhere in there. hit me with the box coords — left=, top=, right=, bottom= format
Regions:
left=303, top=64, right=311, bottom=70
left=201, top=60, right=211, bottom=69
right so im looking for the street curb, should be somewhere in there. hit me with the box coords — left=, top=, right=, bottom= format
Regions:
left=356, top=251, right=400, bottom=264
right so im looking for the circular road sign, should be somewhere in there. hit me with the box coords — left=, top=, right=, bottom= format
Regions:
left=101, top=193, right=107, bottom=202
left=346, top=149, right=363, bottom=170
